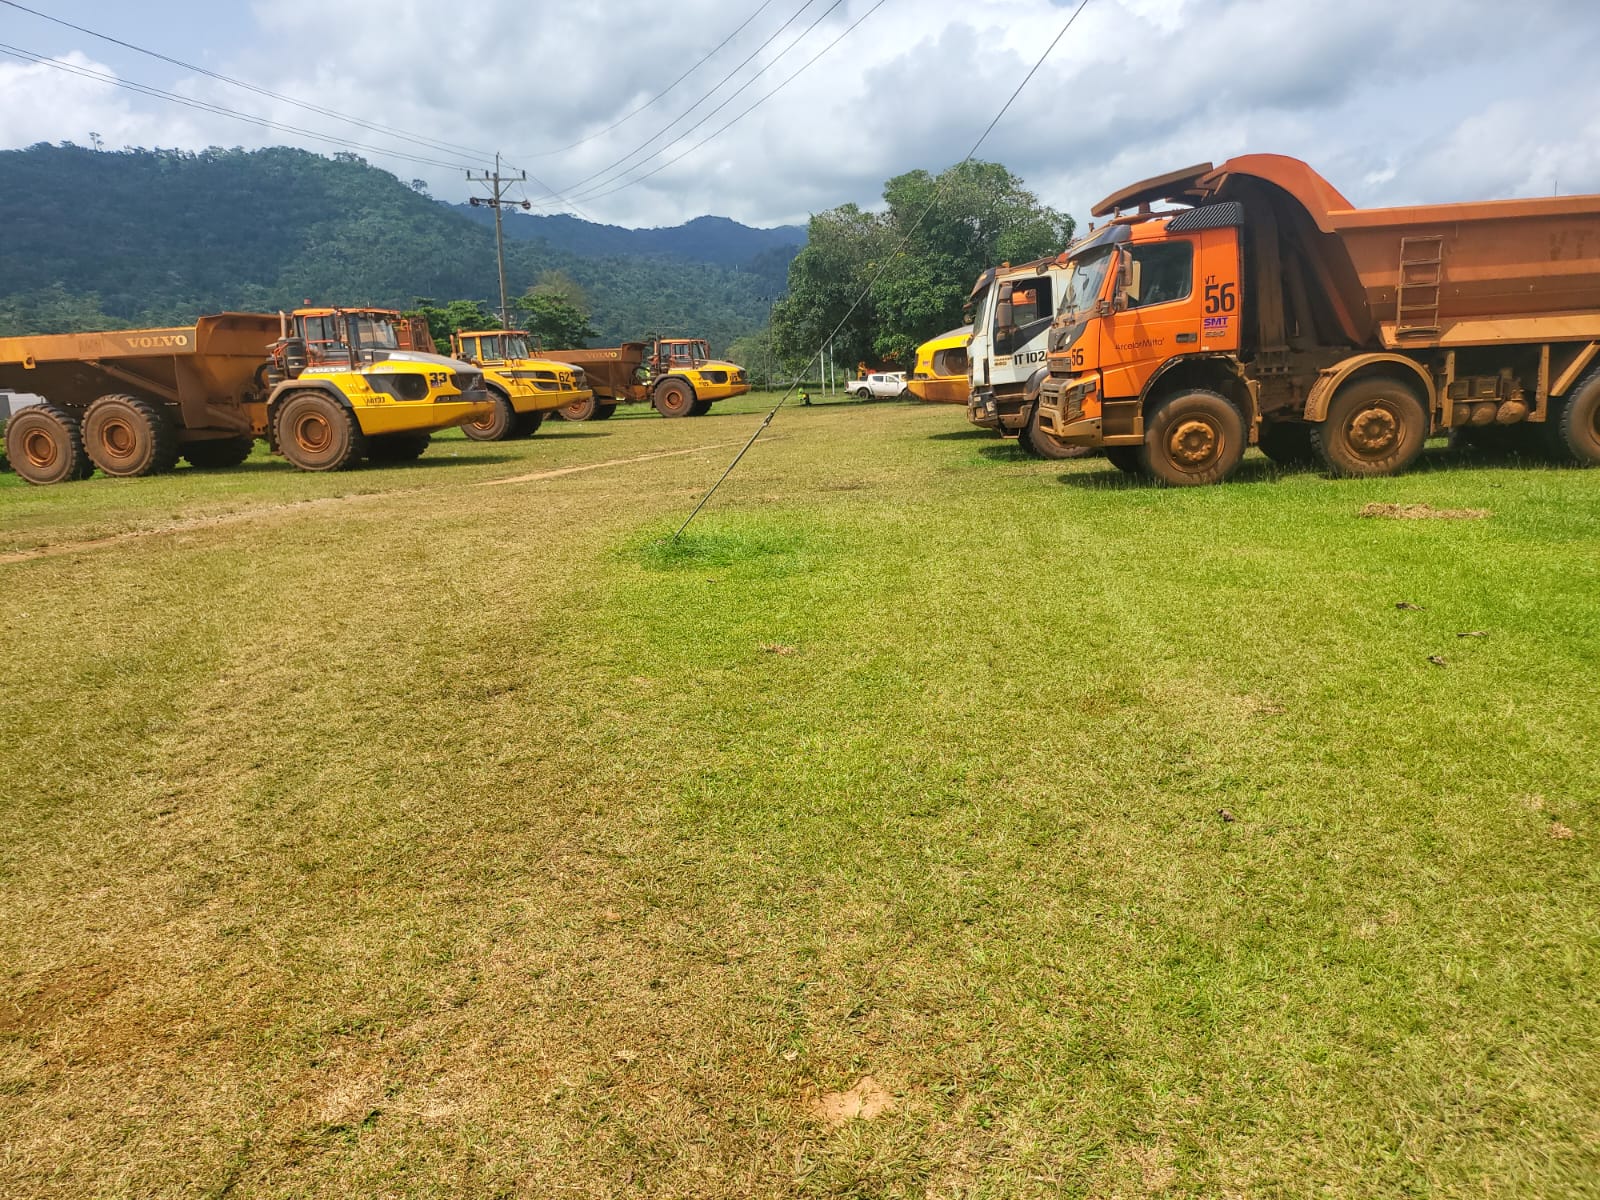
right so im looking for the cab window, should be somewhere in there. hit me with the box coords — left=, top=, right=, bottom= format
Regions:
left=460, top=337, right=480, bottom=360
left=1011, top=277, right=1053, bottom=325
left=1128, top=242, right=1194, bottom=309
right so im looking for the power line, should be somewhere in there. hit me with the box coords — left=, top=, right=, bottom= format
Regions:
left=0, top=0, right=495, bottom=165
left=515, top=0, right=781, bottom=159
left=0, top=43, right=480, bottom=173
left=562, top=0, right=848, bottom=205
left=571, top=0, right=889, bottom=206
left=543, top=0, right=832, bottom=202
left=673, top=0, right=1095, bottom=540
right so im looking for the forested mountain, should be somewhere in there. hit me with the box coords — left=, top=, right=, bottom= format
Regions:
left=0, top=144, right=798, bottom=351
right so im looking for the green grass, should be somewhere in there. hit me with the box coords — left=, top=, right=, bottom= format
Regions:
left=2, top=396, right=1597, bottom=1197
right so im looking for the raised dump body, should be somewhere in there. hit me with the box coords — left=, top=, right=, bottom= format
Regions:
left=1034, top=154, right=1600, bottom=483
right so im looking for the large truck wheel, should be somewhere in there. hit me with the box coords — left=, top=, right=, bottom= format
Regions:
left=654, top=380, right=695, bottom=418
left=513, top=411, right=545, bottom=438
left=1256, top=419, right=1317, bottom=466
left=366, top=433, right=430, bottom=463
left=182, top=436, right=254, bottom=469
left=83, top=394, right=179, bottom=477
left=1140, top=389, right=1245, bottom=485
left=1311, top=377, right=1428, bottom=477
left=273, top=391, right=364, bottom=471
left=1551, top=370, right=1600, bottom=465
left=5, top=403, right=93, bottom=485
left=559, top=395, right=599, bottom=421
left=1104, top=446, right=1144, bottom=475
left=1020, top=402, right=1092, bottom=460
left=592, top=403, right=617, bottom=420
left=462, top=392, right=516, bottom=441
left=689, top=399, right=713, bottom=416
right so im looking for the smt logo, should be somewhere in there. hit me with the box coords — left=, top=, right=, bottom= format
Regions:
left=123, top=333, right=191, bottom=350
left=1202, top=316, right=1230, bottom=335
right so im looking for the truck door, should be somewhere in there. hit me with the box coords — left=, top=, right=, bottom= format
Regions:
left=1098, top=238, right=1204, bottom=402
left=994, top=272, right=1055, bottom=383
left=968, top=282, right=995, bottom=389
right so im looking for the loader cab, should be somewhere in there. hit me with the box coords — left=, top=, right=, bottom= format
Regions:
left=454, top=330, right=534, bottom=366
left=655, top=338, right=710, bottom=371
left=291, top=307, right=406, bottom=367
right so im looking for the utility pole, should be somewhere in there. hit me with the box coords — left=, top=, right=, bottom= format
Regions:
left=467, top=153, right=530, bottom=328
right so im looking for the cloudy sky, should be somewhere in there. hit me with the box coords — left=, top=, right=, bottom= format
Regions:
left=2, top=0, right=1598, bottom=231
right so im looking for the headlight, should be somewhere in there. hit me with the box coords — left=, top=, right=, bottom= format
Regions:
left=366, top=372, right=430, bottom=401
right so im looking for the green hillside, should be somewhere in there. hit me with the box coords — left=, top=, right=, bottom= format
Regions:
left=0, top=144, right=783, bottom=352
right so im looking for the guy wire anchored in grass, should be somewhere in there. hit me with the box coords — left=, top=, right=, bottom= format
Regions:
left=670, top=0, right=1096, bottom=542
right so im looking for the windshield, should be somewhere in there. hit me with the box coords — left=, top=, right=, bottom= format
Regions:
left=971, top=285, right=992, bottom=337
left=1057, top=247, right=1116, bottom=322
left=351, top=315, right=399, bottom=351
left=505, top=336, right=530, bottom=359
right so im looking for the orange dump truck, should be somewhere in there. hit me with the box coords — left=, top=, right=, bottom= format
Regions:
left=1035, top=154, right=1600, bottom=483
left=0, top=311, right=490, bottom=483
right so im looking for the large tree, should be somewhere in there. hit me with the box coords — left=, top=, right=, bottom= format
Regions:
left=772, top=161, right=1074, bottom=368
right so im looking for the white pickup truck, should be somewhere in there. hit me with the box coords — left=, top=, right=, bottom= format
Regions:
left=845, top=371, right=908, bottom=400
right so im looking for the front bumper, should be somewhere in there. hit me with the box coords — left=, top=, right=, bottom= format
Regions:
left=1036, top=376, right=1102, bottom=444
left=354, top=397, right=496, bottom=436
left=967, top=391, right=1028, bottom=434
left=907, top=378, right=969, bottom=404
left=512, top=384, right=592, bottom=415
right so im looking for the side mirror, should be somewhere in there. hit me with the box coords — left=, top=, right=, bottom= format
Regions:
left=1114, top=254, right=1143, bottom=312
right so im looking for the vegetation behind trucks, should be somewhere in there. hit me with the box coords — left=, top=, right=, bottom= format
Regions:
left=1035, top=154, right=1600, bottom=484
left=449, top=329, right=591, bottom=441
left=0, top=310, right=491, bottom=483
left=966, top=257, right=1087, bottom=459
left=542, top=337, right=749, bottom=420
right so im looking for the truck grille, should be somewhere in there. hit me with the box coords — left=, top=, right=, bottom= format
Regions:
left=453, top=371, right=484, bottom=396
left=703, top=370, right=729, bottom=385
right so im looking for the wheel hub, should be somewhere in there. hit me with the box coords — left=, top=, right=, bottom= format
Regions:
left=295, top=414, right=331, bottom=452
left=22, top=429, right=57, bottom=469
left=1348, top=406, right=1399, bottom=455
left=102, top=418, right=136, bottom=459
left=1169, top=417, right=1219, bottom=467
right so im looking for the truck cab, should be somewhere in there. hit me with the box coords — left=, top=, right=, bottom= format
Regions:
left=646, top=337, right=750, bottom=416
left=450, top=329, right=592, bottom=441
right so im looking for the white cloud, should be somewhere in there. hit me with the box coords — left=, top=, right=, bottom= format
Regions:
left=3, top=0, right=1599, bottom=228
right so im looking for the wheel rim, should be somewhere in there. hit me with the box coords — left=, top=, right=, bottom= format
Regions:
left=1168, top=416, right=1222, bottom=469
left=660, top=387, right=689, bottom=415
left=100, top=417, right=138, bottom=462
left=22, top=427, right=58, bottom=470
left=1344, top=403, right=1403, bottom=460
left=293, top=411, right=333, bottom=453
left=469, top=411, right=496, bottom=432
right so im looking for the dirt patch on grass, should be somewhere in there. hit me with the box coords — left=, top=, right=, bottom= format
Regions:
left=0, top=962, right=120, bottom=1038
left=1358, top=502, right=1490, bottom=520
left=811, top=1076, right=896, bottom=1126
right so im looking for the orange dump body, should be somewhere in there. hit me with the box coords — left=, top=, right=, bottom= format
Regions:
left=541, top=343, right=648, bottom=402
left=0, top=313, right=280, bottom=435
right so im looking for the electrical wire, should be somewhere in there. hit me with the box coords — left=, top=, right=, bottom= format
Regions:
left=0, top=43, right=481, bottom=172
left=570, top=0, right=888, bottom=206
left=0, top=0, right=496, bottom=164
left=515, top=0, right=781, bottom=158
left=542, top=0, right=832, bottom=201
left=672, top=0, right=1095, bottom=540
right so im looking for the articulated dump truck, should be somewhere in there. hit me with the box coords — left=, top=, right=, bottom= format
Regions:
left=448, top=329, right=591, bottom=440
left=542, top=337, right=749, bottom=420
left=907, top=325, right=972, bottom=405
left=0, top=309, right=492, bottom=484
left=1035, top=154, right=1600, bottom=483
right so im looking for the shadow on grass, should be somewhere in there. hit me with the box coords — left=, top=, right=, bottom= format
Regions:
left=928, top=429, right=994, bottom=442
left=1054, top=456, right=1315, bottom=490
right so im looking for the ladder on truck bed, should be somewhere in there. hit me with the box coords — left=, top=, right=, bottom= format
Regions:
left=1395, top=235, right=1444, bottom=338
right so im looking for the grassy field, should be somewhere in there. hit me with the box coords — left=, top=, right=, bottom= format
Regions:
left=2, top=394, right=1597, bottom=1198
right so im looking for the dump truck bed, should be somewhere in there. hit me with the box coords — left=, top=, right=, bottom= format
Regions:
left=541, top=343, right=647, bottom=400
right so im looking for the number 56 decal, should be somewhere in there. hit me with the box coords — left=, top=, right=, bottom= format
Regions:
left=1204, top=281, right=1237, bottom=314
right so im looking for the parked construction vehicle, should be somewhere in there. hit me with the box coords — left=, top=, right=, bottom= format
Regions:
left=448, top=329, right=591, bottom=440
left=1035, top=154, right=1600, bottom=483
left=543, top=336, right=749, bottom=420
left=906, top=326, right=972, bottom=404
left=966, top=257, right=1085, bottom=459
left=0, top=310, right=491, bottom=483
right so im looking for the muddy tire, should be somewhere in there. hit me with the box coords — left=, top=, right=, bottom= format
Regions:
left=273, top=391, right=364, bottom=471
left=1104, top=446, right=1144, bottom=475
left=182, top=435, right=255, bottom=470
left=689, top=399, right=713, bottom=416
left=5, top=403, right=93, bottom=485
left=366, top=432, right=430, bottom=463
left=654, top=380, right=695, bottom=418
left=1256, top=419, right=1317, bottom=466
left=513, top=411, right=545, bottom=438
left=559, top=394, right=599, bottom=421
left=1140, top=388, right=1245, bottom=485
left=1312, top=377, right=1428, bottom=477
left=462, top=391, right=517, bottom=441
left=83, top=394, right=179, bottom=478
left=1020, top=402, right=1092, bottom=460
left=1548, top=369, right=1600, bottom=465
